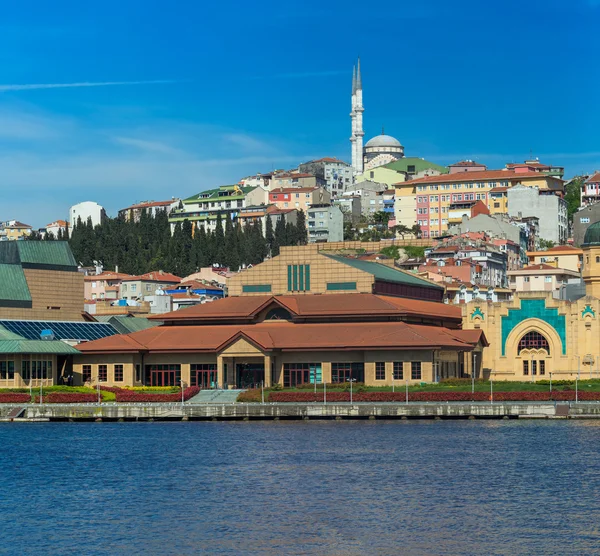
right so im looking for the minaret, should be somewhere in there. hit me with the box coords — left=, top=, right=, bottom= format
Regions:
left=350, top=64, right=357, bottom=172
left=352, top=58, right=364, bottom=175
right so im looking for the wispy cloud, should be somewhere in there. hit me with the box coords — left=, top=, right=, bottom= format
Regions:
left=0, top=80, right=175, bottom=93
left=113, top=136, right=185, bottom=155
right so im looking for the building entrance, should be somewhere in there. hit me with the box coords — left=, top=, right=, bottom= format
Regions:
left=236, top=363, right=264, bottom=389
left=145, top=365, right=181, bottom=386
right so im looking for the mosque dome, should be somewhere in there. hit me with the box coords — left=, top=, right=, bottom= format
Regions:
left=365, top=134, right=403, bottom=148
left=583, top=221, right=600, bottom=247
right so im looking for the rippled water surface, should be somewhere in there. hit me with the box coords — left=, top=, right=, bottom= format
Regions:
left=2, top=420, right=600, bottom=555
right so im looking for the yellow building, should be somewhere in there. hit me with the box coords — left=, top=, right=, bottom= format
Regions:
left=526, top=245, right=583, bottom=273
left=395, top=169, right=564, bottom=238
left=1, top=221, right=32, bottom=241
left=460, top=222, right=600, bottom=380
left=227, top=244, right=445, bottom=301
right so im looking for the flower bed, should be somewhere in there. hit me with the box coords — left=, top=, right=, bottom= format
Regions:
left=114, top=386, right=200, bottom=403
left=0, top=393, right=31, bottom=403
left=34, top=393, right=98, bottom=404
left=268, top=391, right=600, bottom=403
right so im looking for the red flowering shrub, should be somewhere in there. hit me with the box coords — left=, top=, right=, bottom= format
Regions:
left=115, top=386, right=200, bottom=403
left=98, top=385, right=122, bottom=393
left=269, top=391, right=600, bottom=403
left=35, top=393, right=98, bottom=403
left=0, top=393, right=31, bottom=403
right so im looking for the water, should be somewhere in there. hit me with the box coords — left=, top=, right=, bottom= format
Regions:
left=2, top=420, right=600, bottom=555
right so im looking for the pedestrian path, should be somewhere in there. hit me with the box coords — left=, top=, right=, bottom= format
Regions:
left=188, top=389, right=244, bottom=404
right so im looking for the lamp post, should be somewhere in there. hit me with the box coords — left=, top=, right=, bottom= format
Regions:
left=39, top=375, right=43, bottom=405
left=347, top=378, right=356, bottom=404
left=97, top=381, right=101, bottom=405
left=549, top=372, right=553, bottom=395
left=576, top=355, right=581, bottom=380
left=405, top=379, right=409, bottom=404
left=472, top=353, right=477, bottom=394
left=576, top=375, right=579, bottom=404
left=261, top=381, right=265, bottom=404
left=324, top=380, right=326, bottom=406
left=180, top=379, right=185, bottom=406
left=490, top=378, right=493, bottom=404
left=392, top=367, right=395, bottom=393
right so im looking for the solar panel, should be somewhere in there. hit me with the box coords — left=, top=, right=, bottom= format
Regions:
left=0, top=320, right=118, bottom=341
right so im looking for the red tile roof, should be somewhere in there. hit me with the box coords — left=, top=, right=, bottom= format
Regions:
left=122, top=200, right=176, bottom=210
left=396, top=170, right=563, bottom=186
left=77, top=320, right=475, bottom=354
left=149, top=293, right=462, bottom=323
left=449, top=160, right=486, bottom=167
left=586, top=172, right=600, bottom=184
left=122, top=271, right=181, bottom=283
left=269, top=187, right=320, bottom=194
left=84, top=271, right=134, bottom=282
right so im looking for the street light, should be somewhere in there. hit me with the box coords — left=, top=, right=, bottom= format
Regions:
left=180, top=379, right=185, bottom=406
left=261, top=380, right=265, bottom=404
left=549, top=372, right=553, bottom=394
left=576, top=355, right=581, bottom=380
left=472, top=353, right=477, bottom=394
left=347, top=378, right=356, bottom=404
left=405, top=378, right=409, bottom=404
left=490, top=378, right=493, bottom=404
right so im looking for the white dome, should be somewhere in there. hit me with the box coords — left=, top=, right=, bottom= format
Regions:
left=365, top=134, right=402, bottom=148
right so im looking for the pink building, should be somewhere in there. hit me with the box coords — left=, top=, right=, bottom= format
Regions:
left=84, top=271, right=133, bottom=301
left=448, top=160, right=488, bottom=174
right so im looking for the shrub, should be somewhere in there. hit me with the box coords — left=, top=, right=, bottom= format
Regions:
left=0, top=393, right=31, bottom=403
left=237, top=389, right=263, bottom=403
left=35, top=393, right=98, bottom=403
left=114, top=386, right=200, bottom=403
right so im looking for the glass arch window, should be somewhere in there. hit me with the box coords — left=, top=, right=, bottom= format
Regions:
left=518, top=331, right=550, bottom=355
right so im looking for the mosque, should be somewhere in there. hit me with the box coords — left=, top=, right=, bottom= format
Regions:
left=350, top=58, right=405, bottom=174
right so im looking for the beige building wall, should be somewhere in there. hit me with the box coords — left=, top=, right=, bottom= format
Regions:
left=528, top=251, right=583, bottom=273
left=0, top=269, right=84, bottom=321
left=227, top=245, right=375, bottom=296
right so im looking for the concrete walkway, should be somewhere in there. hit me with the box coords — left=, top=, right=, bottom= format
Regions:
left=188, top=389, right=244, bottom=404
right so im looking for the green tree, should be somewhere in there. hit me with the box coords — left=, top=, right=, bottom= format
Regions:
left=296, top=210, right=308, bottom=245
left=565, top=176, right=585, bottom=222
left=273, top=216, right=287, bottom=256
left=394, top=224, right=411, bottom=239
left=265, top=215, right=274, bottom=254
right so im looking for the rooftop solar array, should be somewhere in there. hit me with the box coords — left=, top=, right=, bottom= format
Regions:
left=0, top=320, right=118, bottom=341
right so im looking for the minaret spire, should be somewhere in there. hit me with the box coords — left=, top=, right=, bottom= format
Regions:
left=356, top=56, right=362, bottom=90
left=352, top=65, right=357, bottom=95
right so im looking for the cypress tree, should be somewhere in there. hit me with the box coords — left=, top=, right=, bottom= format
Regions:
left=265, top=215, right=274, bottom=254
left=296, top=209, right=308, bottom=245
left=274, top=216, right=287, bottom=255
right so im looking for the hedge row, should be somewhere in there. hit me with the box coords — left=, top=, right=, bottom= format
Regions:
left=269, top=391, right=600, bottom=402
left=114, top=386, right=200, bottom=403
left=0, top=393, right=31, bottom=403
left=34, top=393, right=98, bottom=404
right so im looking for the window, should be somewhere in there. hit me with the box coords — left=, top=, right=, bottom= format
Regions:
left=545, top=276, right=552, bottom=283
left=21, top=360, right=30, bottom=381
left=523, top=360, right=529, bottom=375
left=524, top=277, right=530, bottom=282
left=146, top=284, right=152, bottom=292
left=91, top=281, right=97, bottom=288
left=327, top=282, right=357, bottom=291
left=191, top=363, right=218, bottom=388
left=539, top=360, right=546, bottom=375
left=145, top=364, right=181, bottom=387
left=114, top=365, right=124, bottom=382
left=287, top=264, right=310, bottom=292
left=596, top=256, right=600, bottom=263
left=130, top=284, right=137, bottom=292
left=83, top=365, right=92, bottom=382
left=0, top=361, right=15, bottom=380
left=393, top=362, right=403, bottom=380
left=135, top=364, right=141, bottom=382
left=375, top=362, right=386, bottom=380
left=531, top=360, right=537, bottom=376
left=494, top=202, right=500, bottom=208
left=331, top=363, right=364, bottom=383
left=411, top=362, right=422, bottom=380
left=518, top=331, right=550, bottom=354
left=122, top=284, right=128, bottom=292
left=581, top=217, right=590, bottom=223
left=243, top=284, right=272, bottom=293
left=98, top=365, right=107, bottom=382
left=284, top=363, right=321, bottom=387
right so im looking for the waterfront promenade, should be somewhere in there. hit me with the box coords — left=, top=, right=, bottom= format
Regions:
left=3, top=400, right=600, bottom=421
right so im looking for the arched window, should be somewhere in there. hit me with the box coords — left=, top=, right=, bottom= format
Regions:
left=518, top=331, right=550, bottom=355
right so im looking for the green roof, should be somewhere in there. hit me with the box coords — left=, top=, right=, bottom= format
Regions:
left=0, top=339, right=80, bottom=355
left=0, top=241, right=77, bottom=269
left=324, top=254, right=444, bottom=290
left=93, top=315, right=160, bottom=334
left=382, top=157, right=449, bottom=175
left=0, top=264, right=32, bottom=306
left=182, top=185, right=255, bottom=204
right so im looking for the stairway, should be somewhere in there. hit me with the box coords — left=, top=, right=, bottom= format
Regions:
left=187, top=389, right=244, bottom=404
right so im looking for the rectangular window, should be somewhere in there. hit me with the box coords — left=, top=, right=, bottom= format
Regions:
left=243, top=284, right=272, bottom=293
left=331, top=363, right=365, bottom=384
left=21, top=360, right=30, bottom=381
left=114, top=364, right=124, bottom=382
left=539, top=361, right=546, bottom=376
left=375, top=362, right=386, bottom=380
left=122, top=284, right=127, bottom=292
left=287, top=265, right=310, bottom=292
left=131, top=284, right=137, bottom=292
left=146, top=284, right=152, bottom=292
left=523, top=360, right=529, bottom=375
left=190, top=363, right=218, bottom=388
left=326, top=282, right=357, bottom=291
left=135, top=364, right=141, bottom=382
left=544, top=277, right=552, bottom=283
left=82, top=365, right=92, bottom=382
left=0, top=361, right=15, bottom=380
left=393, top=362, right=403, bottom=380
left=531, top=361, right=537, bottom=375
left=98, top=365, right=108, bottom=382
left=411, top=362, right=422, bottom=380
left=145, top=364, right=182, bottom=387
left=283, top=363, right=322, bottom=387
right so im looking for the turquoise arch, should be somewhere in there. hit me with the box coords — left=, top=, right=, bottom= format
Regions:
left=471, top=307, right=485, bottom=320
left=582, top=305, right=596, bottom=319
left=501, top=299, right=566, bottom=356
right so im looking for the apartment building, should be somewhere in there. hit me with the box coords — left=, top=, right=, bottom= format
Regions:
left=269, top=187, right=331, bottom=212
left=298, top=158, right=354, bottom=196
left=118, top=199, right=180, bottom=222
left=0, top=221, right=32, bottom=241
left=120, top=271, right=181, bottom=299
left=268, top=173, right=327, bottom=191
left=395, top=170, right=563, bottom=239
left=306, top=204, right=343, bottom=243
left=581, top=172, right=600, bottom=206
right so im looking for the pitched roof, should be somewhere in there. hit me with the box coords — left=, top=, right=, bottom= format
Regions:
left=0, top=241, right=77, bottom=269
left=84, top=271, right=134, bottom=282
left=77, top=320, right=474, bottom=354
left=122, top=271, right=181, bottom=283
left=449, top=160, right=486, bottom=167
left=396, top=170, right=563, bottom=186
left=121, top=200, right=175, bottom=210
left=0, top=264, right=31, bottom=305
left=585, top=172, right=600, bottom=184
left=382, top=157, right=448, bottom=175
left=323, top=254, right=444, bottom=290
left=5, top=221, right=32, bottom=229
left=150, top=293, right=460, bottom=323
left=269, top=187, right=320, bottom=194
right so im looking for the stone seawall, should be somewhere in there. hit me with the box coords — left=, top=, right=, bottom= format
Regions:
left=1, top=401, right=599, bottom=421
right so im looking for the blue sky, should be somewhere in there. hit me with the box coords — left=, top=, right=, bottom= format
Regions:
left=1, top=0, right=599, bottom=227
